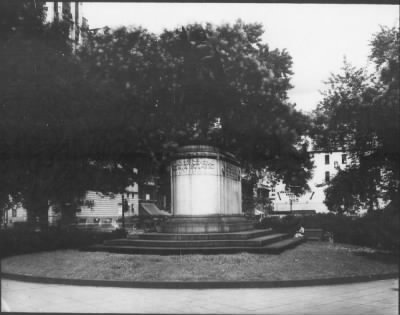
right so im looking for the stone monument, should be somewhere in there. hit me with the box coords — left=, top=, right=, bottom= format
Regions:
left=89, top=146, right=306, bottom=254
left=160, top=145, right=254, bottom=233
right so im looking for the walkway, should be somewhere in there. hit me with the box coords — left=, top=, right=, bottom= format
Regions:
left=1, top=278, right=398, bottom=314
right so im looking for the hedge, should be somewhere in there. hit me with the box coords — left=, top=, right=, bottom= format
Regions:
left=0, top=227, right=125, bottom=259
left=256, top=208, right=399, bottom=252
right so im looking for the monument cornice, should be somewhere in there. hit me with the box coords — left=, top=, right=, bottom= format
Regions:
left=173, top=145, right=240, bottom=166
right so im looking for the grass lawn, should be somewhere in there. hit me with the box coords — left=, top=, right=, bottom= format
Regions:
left=1, top=242, right=398, bottom=281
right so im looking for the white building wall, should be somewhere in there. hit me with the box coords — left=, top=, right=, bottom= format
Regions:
left=48, top=205, right=62, bottom=226
left=2, top=182, right=139, bottom=227
left=45, top=2, right=86, bottom=47
left=77, top=189, right=139, bottom=219
left=3, top=205, right=28, bottom=226
left=271, top=151, right=349, bottom=213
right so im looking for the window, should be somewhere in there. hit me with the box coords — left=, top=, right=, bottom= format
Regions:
left=325, top=171, right=330, bottom=183
left=12, top=208, right=17, bottom=217
left=342, top=154, right=347, bottom=164
left=325, top=154, right=330, bottom=165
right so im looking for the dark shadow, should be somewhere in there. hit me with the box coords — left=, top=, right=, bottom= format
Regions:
left=353, top=250, right=399, bottom=265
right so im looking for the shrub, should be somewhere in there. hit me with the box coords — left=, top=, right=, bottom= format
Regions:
left=0, top=227, right=116, bottom=258
left=256, top=215, right=301, bottom=234
left=259, top=209, right=399, bottom=252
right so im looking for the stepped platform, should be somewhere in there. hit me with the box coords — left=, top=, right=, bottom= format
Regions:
left=85, top=229, right=306, bottom=255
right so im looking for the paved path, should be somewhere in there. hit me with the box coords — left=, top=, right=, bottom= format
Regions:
left=1, top=278, right=398, bottom=314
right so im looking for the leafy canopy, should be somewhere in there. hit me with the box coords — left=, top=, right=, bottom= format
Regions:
left=312, top=26, right=399, bottom=213
left=79, top=21, right=313, bottom=194
left=1, top=6, right=313, bottom=226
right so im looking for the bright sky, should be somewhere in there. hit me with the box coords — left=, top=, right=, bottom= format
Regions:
left=83, top=3, right=399, bottom=113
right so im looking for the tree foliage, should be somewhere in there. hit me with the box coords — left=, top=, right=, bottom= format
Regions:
left=78, top=21, right=313, bottom=194
left=1, top=4, right=313, bottom=227
left=313, top=26, right=399, bottom=213
left=0, top=1, right=136, bottom=226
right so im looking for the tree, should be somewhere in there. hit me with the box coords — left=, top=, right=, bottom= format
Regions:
left=78, top=21, right=313, bottom=196
left=0, top=1, right=137, bottom=228
left=0, top=0, right=74, bottom=226
left=312, top=26, right=399, bottom=213
left=0, top=0, right=47, bottom=40
left=1, top=13, right=314, bottom=226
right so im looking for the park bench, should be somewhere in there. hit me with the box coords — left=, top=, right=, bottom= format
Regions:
left=304, top=228, right=323, bottom=241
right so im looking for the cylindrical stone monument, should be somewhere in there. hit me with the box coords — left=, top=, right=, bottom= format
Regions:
left=161, top=145, right=254, bottom=233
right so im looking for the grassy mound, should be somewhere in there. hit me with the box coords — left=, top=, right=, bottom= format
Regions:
left=1, top=242, right=397, bottom=281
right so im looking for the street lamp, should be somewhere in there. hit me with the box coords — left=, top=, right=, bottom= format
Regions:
left=121, top=193, right=127, bottom=231
left=121, top=185, right=136, bottom=232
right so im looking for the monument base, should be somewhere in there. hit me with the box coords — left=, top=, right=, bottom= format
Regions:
left=160, top=215, right=255, bottom=233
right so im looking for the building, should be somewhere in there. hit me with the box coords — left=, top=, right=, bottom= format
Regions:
left=45, top=1, right=89, bottom=51
left=269, top=151, right=349, bottom=213
left=0, top=178, right=169, bottom=230
left=68, top=185, right=139, bottom=229
left=1, top=203, right=28, bottom=228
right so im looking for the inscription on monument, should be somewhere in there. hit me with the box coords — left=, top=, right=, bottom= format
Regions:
left=172, top=158, right=241, bottom=181
left=172, top=158, right=216, bottom=176
left=222, top=163, right=241, bottom=181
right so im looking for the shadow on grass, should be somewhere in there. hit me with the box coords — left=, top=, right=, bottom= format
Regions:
left=353, top=250, right=399, bottom=265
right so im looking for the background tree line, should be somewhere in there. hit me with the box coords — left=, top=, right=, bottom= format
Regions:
left=312, top=26, right=399, bottom=214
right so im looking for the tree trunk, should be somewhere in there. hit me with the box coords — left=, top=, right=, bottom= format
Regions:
left=26, top=197, right=49, bottom=231
left=39, top=208, right=49, bottom=231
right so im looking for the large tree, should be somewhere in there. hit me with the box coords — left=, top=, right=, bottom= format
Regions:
left=78, top=21, right=313, bottom=195
left=0, top=1, right=137, bottom=227
left=1, top=9, right=314, bottom=226
left=312, top=26, right=399, bottom=213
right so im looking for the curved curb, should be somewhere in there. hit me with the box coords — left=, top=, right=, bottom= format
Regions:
left=1, top=272, right=398, bottom=289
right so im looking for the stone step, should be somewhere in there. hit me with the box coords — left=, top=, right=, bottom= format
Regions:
left=250, top=233, right=290, bottom=246
left=104, top=232, right=288, bottom=248
left=86, top=238, right=305, bottom=255
left=127, top=228, right=273, bottom=241
left=261, top=237, right=306, bottom=253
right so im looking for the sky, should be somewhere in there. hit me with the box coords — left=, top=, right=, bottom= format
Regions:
left=82, top=3, right=399, bottom=113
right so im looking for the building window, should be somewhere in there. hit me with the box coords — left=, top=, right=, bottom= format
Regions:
left=342, top=154, right=347, bottom=164
left=12, top=208, right=17, bottom=217
left=325, top=154, right=330, bottom=165
left=325, top=171, right=330, bottom=183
